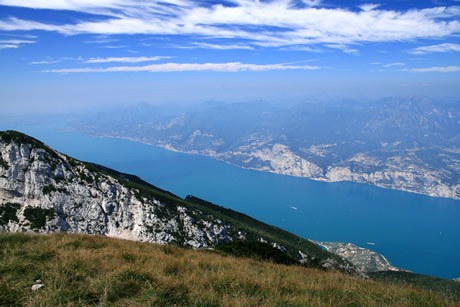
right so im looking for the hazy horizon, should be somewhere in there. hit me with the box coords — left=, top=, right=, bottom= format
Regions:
left=1, top=0, right=460, bottom=114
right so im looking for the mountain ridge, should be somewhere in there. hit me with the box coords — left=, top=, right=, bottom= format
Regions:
left=0, top=130, right=356, bottom=275
left=70, top=96, right=460, bottom=199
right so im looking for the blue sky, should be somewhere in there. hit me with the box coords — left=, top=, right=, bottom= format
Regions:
left=0, top=0, right=459, bottom=113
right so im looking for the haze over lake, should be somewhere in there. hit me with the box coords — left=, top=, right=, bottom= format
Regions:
left=3, top=121, right=459, bottom=279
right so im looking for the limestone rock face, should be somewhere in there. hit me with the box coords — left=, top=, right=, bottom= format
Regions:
left=0, top=131, right=363, bottom=277
left=0, top=134, right=232, bottom=248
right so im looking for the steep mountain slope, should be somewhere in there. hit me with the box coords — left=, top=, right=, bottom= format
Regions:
left=0, top=130, right=354, bottom=274
left=70, top=96, right=460, bottom=199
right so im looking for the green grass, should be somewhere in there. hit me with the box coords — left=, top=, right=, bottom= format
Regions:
left=0, top=233, right=456, bottom=306
left=369, top=271, right=460, bottom=302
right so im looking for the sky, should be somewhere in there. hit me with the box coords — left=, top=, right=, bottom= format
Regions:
left=0, top=0, right=459, bottom=113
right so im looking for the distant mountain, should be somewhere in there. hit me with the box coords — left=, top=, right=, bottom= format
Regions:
left=0, top=130, right=356, bottom=275
left=71, top=96, right=460, bottom=199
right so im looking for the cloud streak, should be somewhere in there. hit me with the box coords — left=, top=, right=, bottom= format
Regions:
left=30, top=57, right=83, bottom=64
left=0, top=38, right=35, bottom=49
left=43, top=62, right=320, bottom=73
left=0, top=1, right=459, bottom=50
left=410, top=43, right=460, bottom=54
left=189, top=43, right=254, bottom=50
left=383, top=63, right=405, bottom=68
left=411, top=66, right=460, bottom=72
left=85, top=56, right=171, bottom=63
left=0, top=44, right=18, bottom=49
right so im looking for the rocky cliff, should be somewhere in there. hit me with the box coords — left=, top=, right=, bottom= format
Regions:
left=0, top=131, right=232, bottom=248
left=0, top=130, right=361, bottom=276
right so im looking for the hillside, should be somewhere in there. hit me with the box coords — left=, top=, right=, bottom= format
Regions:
left=1, top=233, right=458, bottom=306
left=1, top=130, right=460, bottom=303
left=0, top=130, right=352, bottom=273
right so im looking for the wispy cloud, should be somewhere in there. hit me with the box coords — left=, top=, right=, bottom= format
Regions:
left=383, top=62, right=405, bottom=67
left=85, top=56, right=171, bottom=63
left=0, top=39, right=34, bottom=44
left=411, top=66, right=460, bottom=72
left=83, top=38, right=119, bottom=44
left=100, top=45, right=127, bottom=49
left=326, top=44, right=359, bottom=55
left=43, top=62, right=320, bottom=73
left=189, top=42, right=254, bottom=50
left=0, top=38, right=35, bottom=49
left=0, top=44, right=18, bottom=49
left=0, top=1, right=459, bottom=51
left=410, top=43, right=460, bottom=54
left=30, top=57, right=83, bottom=64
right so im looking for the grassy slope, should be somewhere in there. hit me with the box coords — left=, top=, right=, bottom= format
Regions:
left=369, top=271, right=460, bottom=303
left=0, top=233, right=457, bottom=306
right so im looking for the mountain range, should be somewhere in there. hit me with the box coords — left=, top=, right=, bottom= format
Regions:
left=70, top=96, right=460, bottom=199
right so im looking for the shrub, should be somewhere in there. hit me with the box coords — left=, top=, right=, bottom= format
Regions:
left=23, top=207, right=55, bottom=229
left=0, top=203, right=20, bottom=225
left=215, top=241, right=298, bottom=265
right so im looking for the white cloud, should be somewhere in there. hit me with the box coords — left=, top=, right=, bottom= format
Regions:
left=411, top=66, right=460, bottom=72
left=30, top=57, right=83, bottom=64
left=0, top=44, right=18, bottom=49
left=326, top=44, right=360, bottom=54
left=31, top=59, right=62, bottom=64
left=85, top=56, right=171, bottom=63
left=410, top=43, right=460, bottom=54
left=83, top=38, right=119, bottom=44
left=281, top=45, right=321, bottom=52
left=190, top=42, right=254, bottom=50
left=359, top=4, right=380, bottom=12
left=0, top=39, right=34, bottom=44
left=383, top=62, right=405, bottom=67
left=0, top=1, right=459, bottom=50
left=0, top=38, right=35, bottom=50
left=43, top=62, right=320, bottom=73
left=101, top=45, right=128, bottom=48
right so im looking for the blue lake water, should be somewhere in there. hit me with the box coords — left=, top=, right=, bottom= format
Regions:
left=2, top=122, right=459, bottom=279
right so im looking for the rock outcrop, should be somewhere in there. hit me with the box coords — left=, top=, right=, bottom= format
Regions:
left=0, top=131, right=232, bottom=248
left=0, top=130, right=362, bottom=277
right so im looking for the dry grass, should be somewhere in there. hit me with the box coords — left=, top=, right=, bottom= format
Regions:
left=0, top=233, right=457, bottom=306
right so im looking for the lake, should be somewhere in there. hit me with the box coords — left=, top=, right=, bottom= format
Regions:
left=2, top=121, right=459, bottom=279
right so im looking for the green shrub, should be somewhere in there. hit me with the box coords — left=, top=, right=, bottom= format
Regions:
left=23, top=207, right=55, bottom=229
left=0, top=203, right=20, bottom=225
left=0, top=158, right=8, bottom=169
left=215, top=241, right=298, bottom=266
left=42, top=184, right=68, bottom=195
